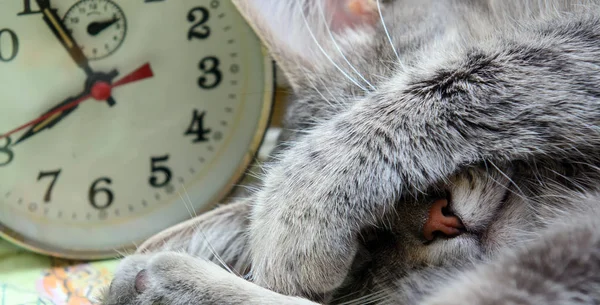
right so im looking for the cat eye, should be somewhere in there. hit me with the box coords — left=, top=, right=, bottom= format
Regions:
left=423, top=198, right=465, bottom=242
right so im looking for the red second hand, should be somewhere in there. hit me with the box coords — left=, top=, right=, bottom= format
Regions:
left=0, top=63, right=154, bottom=140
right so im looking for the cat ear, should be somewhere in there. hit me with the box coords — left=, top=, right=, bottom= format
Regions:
left=137, top=200, right=251, bottom=275
left=233, top=0, right=379, bottom=88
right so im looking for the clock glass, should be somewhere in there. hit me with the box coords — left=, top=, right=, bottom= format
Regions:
left=0, top=0, right=273, bottom=259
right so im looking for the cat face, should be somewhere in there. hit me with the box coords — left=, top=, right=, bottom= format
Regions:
left=326, top=166, right=529, bottom=302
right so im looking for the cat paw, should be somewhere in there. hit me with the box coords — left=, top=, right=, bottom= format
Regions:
left=101, top=252, right=228, bottom=305
left=102, top=251, right=317, bottom=305
left=247, top=118, right=393, bottom=298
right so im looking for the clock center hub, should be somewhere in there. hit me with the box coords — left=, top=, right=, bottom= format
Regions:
left=91, top=81, right=112, bottom=101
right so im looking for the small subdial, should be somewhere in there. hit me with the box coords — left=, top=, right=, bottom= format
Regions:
left=63, top=0, right=127, bottom=60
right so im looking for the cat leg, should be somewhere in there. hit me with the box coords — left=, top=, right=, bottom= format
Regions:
left=101, top=200, right=260, bottom=304
left=247, top=13, right=600, bottom=297
left=100, top=200, right=319, bottom=304
left=100, top=252, right=319, bottom=305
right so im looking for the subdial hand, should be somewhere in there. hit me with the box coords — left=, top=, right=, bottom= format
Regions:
left=0, top=63, right=154, bottom=144
left=87, top=19, right=119, bottom=36
left=35, top=0, right=117, bottom=106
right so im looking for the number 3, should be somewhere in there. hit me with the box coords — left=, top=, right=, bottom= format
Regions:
left=198, top=56, right=222, bottom=89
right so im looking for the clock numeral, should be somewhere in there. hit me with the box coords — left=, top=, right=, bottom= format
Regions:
left=17, top=0, right=43, bottom=16
left=0, top=29, right=19, bottom=62
left=187, top=7, right=210, bottom=40
left=198, top=56, right=222, bottom=89
left=185, top=110, right=212, bottom=143
left=149, top=155, right=172, bottom=188
left=89, top=177, right=114, bottom=210
left=0, top=137, right=14, bottom=167
left=38, top=169, right=61, bottom=203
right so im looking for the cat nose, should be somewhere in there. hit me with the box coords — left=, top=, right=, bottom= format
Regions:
left=423, top=198, right=465, bottom=241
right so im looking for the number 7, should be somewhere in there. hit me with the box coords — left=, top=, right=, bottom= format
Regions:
left=38, top=169, right=61, bottom=203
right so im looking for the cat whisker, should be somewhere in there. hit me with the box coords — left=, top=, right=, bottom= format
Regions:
left=181, top=184, right=197, bottom=218
left=175, top=189, right=240, bottom=277
left=547, top=168, right=589, bottom=194
left=330, top=288, right=365, bottom=303
left=111, top=248, right=128, bottom=259
left=305, top=73, right=341, bottom=112
left=178, top=191, right=195, bottom=219
left=317, top=0, right=376, bottom=91
left=299, top=2, right=369, bottom=92
left=338, top=290, right=389, bottom=305
left=484, top=160, right=529, bottom=202
left=321, top=85, right=348, bottom=111
left=196, top=228, right=238, bottom=276
left=376, top=0, right=405, bottom=71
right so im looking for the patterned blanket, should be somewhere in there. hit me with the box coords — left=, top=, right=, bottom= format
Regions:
left=0, top=239, right=118, bottom=305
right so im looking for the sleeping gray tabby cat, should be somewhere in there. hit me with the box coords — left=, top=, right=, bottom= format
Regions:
left=101, top=0, right=600, bottom=304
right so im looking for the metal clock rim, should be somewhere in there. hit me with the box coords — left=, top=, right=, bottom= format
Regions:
left=0, top=59, right=277, bottom=260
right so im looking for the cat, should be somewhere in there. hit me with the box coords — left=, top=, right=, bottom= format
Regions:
left=101, top=0, right=600, bottom=304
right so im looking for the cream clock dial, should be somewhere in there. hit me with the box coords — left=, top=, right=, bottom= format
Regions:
left=0, top=0, right=273, bottom=259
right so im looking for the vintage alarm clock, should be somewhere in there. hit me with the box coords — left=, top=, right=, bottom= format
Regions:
left=0, top=0, right=274, bottom=259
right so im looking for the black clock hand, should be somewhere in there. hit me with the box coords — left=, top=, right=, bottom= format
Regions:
left=36, top=0, right=91, bottom=74
left=14, top=93, right=86, bottom=145
left=35, top=0, right=116, bottom=106
left=14, top=69, right=119, bottom=146
left=87, top=19, right=119, bottom=36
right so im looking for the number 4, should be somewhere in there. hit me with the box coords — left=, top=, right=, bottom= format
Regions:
left=38, top=169, right=61, bottom=203
left=185, top=109, right=211, bottom=143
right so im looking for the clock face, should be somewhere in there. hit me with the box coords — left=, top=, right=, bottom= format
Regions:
left=0, top=0, right=273, bottom=258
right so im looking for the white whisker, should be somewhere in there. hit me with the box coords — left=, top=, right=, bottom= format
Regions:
left=112, top=248, right=129, bottom=259
left=178, top=190, right=194, bottom=218
left=339, top=290, right=389, bottom=305
left=317, top=0, right=376, bottom=91
left=195, top=227, right=238, bottom=276
left=299, top=4, right=369, bottom=92
left=177, top=185, right=241, bottom=276
left=485, top=161, right=529, bottom=202
left=376, top=0, right=405, bottom=70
